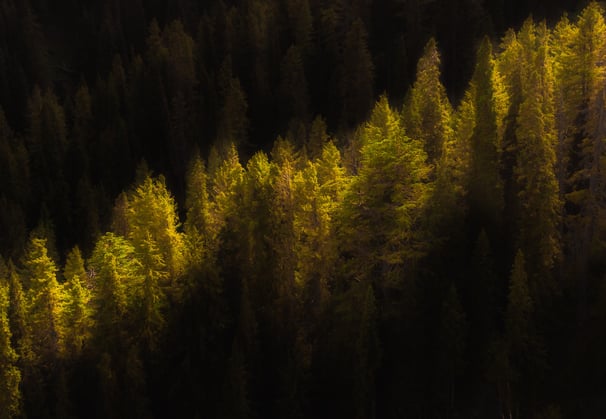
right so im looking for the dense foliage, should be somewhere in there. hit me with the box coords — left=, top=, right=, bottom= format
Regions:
left=2, top=1, right=606, bottom=418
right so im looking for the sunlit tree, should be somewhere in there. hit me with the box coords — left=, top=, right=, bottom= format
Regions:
left=0, top=280, right=21, bottom=419
left=22, top=237, right=62, bottom=360
left=403, top=38, right=453, bottom=163
left=127, top=175, right=185, bottom=285
left=62, top=247, right=91, bottom=358
left=339, top=95, right=431, bottom=285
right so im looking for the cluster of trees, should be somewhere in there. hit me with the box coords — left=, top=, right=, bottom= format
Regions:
left=2, top=1, right=606, bottom=418
left=0, top=0, right=583, bottom=259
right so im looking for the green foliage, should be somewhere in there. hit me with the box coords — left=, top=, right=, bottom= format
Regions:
left=403, top=38, right=453, bottom=163
left=22, top=237, right=62, bottom=360
left=339, top=95, right=431, bottom=283
left=90, top=233, right=141, bottom=351
left=127, top=175, right=185, bottom=283
left=514, top=21, right=562, bottom=278
left=0, top=281, right=21, bottom=419
left=62, top=247, right=91, bottom=358
left=4, top=4, right=606, bottom=418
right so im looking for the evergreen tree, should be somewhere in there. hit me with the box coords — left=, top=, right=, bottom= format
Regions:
left=338, top=18, right=374, bottom=130
left=20, top=237, right=62, bottom=417
left=279, top=45, right=310, bottom=131
left=505, top=250, right=542, bottom=413
left=339, top=95, right=431, bottom=285
left=90, top=233, right=141, bottom=353
left=127, top=175, right=185, bottom=285
left=136, top=233, right=167, bottom=352
left=0, top=281, right=21, bottom=419
left=306, top=116, right=330, bottom=160
left=403, top=38, right=453, bottom=163
left=506, top=250, right=533, bottom=355
left=468, top=37, right=508, bottom=239
left=184, top=151, right=213, bottom=267
left=6, top=261, right=31, bottom=370
left=62, top=247, right=91, bottom=358
left=217, top=59, right=249, bottom=150
left=22, top=237, right=62, bottom=361
left=514, top=21, right=561, bottom=285
left=210, top=143, right=245, bottom=239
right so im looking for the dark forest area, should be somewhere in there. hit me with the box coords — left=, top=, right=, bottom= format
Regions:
left=1, top=0, right=605, bottom=418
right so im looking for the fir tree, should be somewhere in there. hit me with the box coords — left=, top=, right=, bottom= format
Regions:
left=0, top=281, right=21, bottom=419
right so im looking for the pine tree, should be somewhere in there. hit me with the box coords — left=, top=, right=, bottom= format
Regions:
left=22, top=237, right=62, bottom=361
left=268, top=138, right=300, bottom=361
left=90, top=233, right=141, bottom=352
left=403, top=38, right=453, bottom=163
left=339, top=95, right=431, bottom=285
left=136, top=233, right=167, bottom=352
left=514, top=21, right=561, bottom=283
left=338, top=18, right=374, bottom=130
left=279, top=45, right=310, bottom=130
left=20, top=237, right=62, bottom=417
left=306, top=116, right=330, bottom=160
left=216, top=60, right=249, bottom=150
left=210, top=143, right=245, bottom=238
left=468, top=37, right=508, bottom=238
left=127, top=175, right=186, bottom=285
left=286, top=0, right=313, bottom=54
left=505, top=250, right=542, bottom=413
left=506, top=250, right=533, bottom=355
left=6, top=262, right=31, bottom=369
left=184, top=151, right=213, bottom=267
left=0, top=281, right=21, bottom=419
left=553, top=2, right=606, bottom=318
left=62, top=247, right=91, bottom=358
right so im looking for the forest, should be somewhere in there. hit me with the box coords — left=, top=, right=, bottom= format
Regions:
left=1, top=0, right=606, bottom=418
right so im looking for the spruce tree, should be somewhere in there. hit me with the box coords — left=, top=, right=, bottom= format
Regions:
left=468, top=37, right=508, bottom=239
left=0, top=281, right=21, bottom=419
left=515, top=21, right=561, bottom=284
left=403, top=38, right=453, bottom=163
left=62, top=247, right=91, bottom=358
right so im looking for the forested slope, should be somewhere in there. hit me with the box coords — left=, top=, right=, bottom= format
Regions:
left=2, top=1, right=606, bottom=418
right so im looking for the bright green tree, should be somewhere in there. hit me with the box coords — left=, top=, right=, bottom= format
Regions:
left=62, top=246, right=91, bottom=358
left=90, top=233, right=141, bottom=352
left=22, top=237, right=62, bottom=360
left=210, top=143, right=245, bottom=239
left=136, top=233, right=167, bottom=352
left=339, top=95, right=432, bottom=284
left=127, top=175, right=186, bottom=285
left=6, top=262, right=31, bottom=369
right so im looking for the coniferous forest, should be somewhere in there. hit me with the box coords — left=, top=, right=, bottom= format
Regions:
left=3, top=0, right=606, bottom=418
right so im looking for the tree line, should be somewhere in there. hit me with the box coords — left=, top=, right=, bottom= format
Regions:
left=3, top=1, right=606, bottom=418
